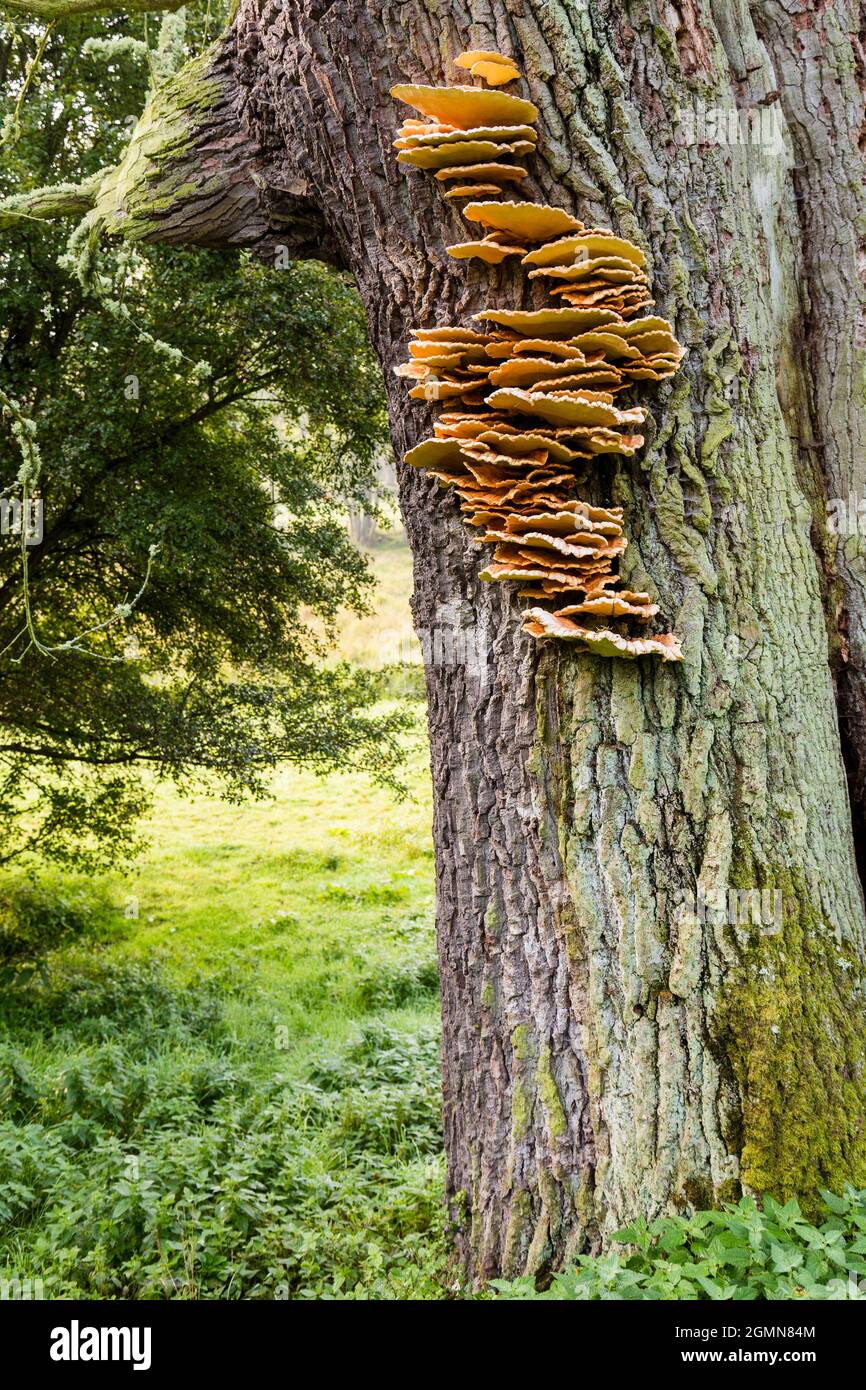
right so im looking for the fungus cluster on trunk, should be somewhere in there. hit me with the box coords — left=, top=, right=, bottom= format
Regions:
left=392, top=52, right=685, bottom=661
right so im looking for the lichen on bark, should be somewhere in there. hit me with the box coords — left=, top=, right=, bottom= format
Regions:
left=712, top=866, right=866, bottom=1200
left=94, top=47, right=223, bottom=240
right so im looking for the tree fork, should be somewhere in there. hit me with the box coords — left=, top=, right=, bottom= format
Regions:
left=4, top=0, right=866, bottom=1284
left=0, top=17, right=340, bottom=262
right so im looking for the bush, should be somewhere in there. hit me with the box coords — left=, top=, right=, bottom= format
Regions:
left=374, top=663, right=427, bottom=702
left=308, top=1020, right=440, bottom=1090
left=352, top=951, right=438, bottom=1010
left=0, top=953, right=227, bottom=1047
left=491, top=1192, right=866, bottom=1300
left=0, top=1043, right=41, bottom=1123
left=0, top=878, right=111, bottom=983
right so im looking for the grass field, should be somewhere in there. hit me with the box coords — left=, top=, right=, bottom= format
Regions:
left=104, top=717, right=435, bottom=1058
left=336, top=529, right=421, bottom=669
left=0, top=527, right=451, bottom=1300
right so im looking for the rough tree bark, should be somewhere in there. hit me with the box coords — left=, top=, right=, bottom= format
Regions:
left=5, top=0, right=866, bottom=1284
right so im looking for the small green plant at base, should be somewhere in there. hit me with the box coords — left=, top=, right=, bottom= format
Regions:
left=490, top=1192, right=866, bottom=1300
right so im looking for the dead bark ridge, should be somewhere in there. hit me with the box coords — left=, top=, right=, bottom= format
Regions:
left=391, top=58, right=686, bottom=661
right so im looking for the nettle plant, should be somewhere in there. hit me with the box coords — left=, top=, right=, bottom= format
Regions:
left=491, top=1191, right=866, bottom=1301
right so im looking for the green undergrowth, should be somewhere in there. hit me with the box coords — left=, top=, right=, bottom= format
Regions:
left=4, top=849, right=866, bottom=1300
left=0, top=683, right=449, bottom=1299
left=491, top=1193, right=866, bottom=1300
left=0, top=945, right=446, bottom=1298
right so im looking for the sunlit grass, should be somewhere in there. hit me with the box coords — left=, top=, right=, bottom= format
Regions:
left=334, top=528, right=421, bottom=669
left=0, top=525, right=447, bottom=1299
left=93, top=524, right=433, bottom=1031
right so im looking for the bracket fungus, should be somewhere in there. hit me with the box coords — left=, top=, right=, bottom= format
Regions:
left=446, top=238, right=525, bottom=264
left=462, top=200, right=584, bottom=240
left=453, top=50, right=522, bottom=85
left=390, top=51, right=686, bottom=661
left=444, top=183, right=508, bottom=199
left=391, top=83, right=538, bottom=128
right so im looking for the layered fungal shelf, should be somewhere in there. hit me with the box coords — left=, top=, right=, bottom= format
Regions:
left=392, top=51, right=685, bottom=661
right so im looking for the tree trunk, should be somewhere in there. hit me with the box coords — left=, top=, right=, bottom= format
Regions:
left=37, top=0, right=866, bottom=1282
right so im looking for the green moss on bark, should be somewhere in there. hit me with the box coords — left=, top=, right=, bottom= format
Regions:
left=95, top=48, right=223, bottom=239
left=536, top=1045, right=567, bottom=1140
left=713, top=867, right=866, bottom=1201
left=512, top=1023, right=532, bottom=1062
left=511, top=1077, right=531, bottom=1142
left=502, top=1188, right=532, bottom=1276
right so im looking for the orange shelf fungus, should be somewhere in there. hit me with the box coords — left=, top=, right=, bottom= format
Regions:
left=461, top=200, right=584, bottom=241
left=445, top=239, right=526, bottom=265
left=454, top=50, right=522, bottom=85
left=444, top=183, right=508, bottom=199
left=394, top=124, right=537, bottom=148
left=522, top=610, right=683, bottom=661
left=390, top=52, right=686, bottom=661
left=390, top=84, right=538, bottom=128
left=434, top=162, right=529, bottom=184
left=398, top=139, right=535, bottom=169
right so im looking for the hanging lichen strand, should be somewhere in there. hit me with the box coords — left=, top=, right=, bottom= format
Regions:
left=391, top=51, right=685, bottom=661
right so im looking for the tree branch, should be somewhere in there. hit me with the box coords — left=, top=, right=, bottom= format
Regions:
left=0, top=19, right=341, bottom=265
left=0, top=173, right=102, bottom=229
left=1, top=0, right=185, bottom=18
